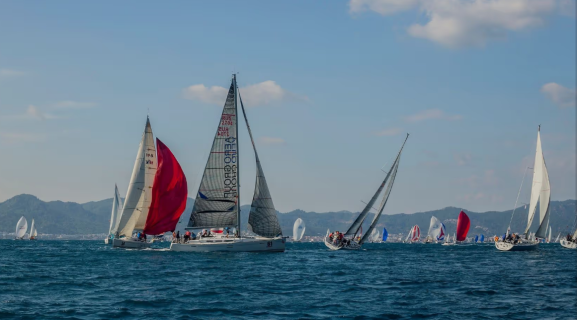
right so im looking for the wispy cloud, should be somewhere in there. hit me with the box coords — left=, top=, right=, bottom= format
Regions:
left=0, top=68, right=25, bottom=77
left=0, top=132, right=46, bottom=143
left=540, top=82, right=576, bottom=108
left=454, top=153, right=473, bottom=166
left=259, top=136, right=287, bottom=145
left=374, top=127, right=402, bottom=136
left=1, top=105, right=58, bottom=121
left=183, top=80, right=305, bottom=107
left=52, top=101, right=97, bottom=109
left=404, top=109, right=462, bottom=123
left=349, top=0, right=560, bottom=48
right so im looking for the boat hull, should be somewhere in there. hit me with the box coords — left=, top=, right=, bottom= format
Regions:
left=495, top=241, right=539, bottom=251
left=112, top=238, right=151, bottom=249
left=169, top=237, right=285, bottom=252
left=323, top=236, right=361, bottom=251
left=560, top=239, right=577, bottom=249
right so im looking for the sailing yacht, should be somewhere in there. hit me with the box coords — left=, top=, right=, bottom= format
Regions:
left=560, top=212, right=577, bottom=249
left=425, top=216, right=443, bottom=243
left=29, top=219, right=37, bottom=240
left=496, top=126, right=550, bottom=251
left=324, top=134, right=408, bottom=250
left=404, top=225, right=420, bottom=243
left=293, top=218, right=306, bottom=242
left=113, top=117, right=158, bottom=249
left=170, top=74, right=284, bottom=252
left=15, top=216, right=27, bottom=240
left=105, top=185, right=123, bottom=244
left=382, top=227, right=388, bottom=242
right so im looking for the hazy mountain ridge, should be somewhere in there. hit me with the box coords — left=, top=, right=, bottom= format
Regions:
left=1, top=194, right=575, bottom=237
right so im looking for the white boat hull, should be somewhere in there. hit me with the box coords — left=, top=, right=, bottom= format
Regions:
left=112, top=238, right=151, bottom=249
left=169, top=237, right=285, bottom=252
left=323, top=236, right=361, bottom=250
left=560, top=239, right=577, bottom=249
left=495, top=241, right=539, bottom=251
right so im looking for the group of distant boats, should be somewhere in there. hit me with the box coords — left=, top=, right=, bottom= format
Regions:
left=13, top=216, right=37, bottom=240
left=11, top=74, right=577, bottom=253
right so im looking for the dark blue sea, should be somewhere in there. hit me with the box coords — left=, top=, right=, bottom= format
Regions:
left=0, top=241, right=575, bottom=319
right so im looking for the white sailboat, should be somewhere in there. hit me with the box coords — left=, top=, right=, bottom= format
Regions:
left=15, top=216, right=27, bottom=240
left=425, top=216, right=443, bottom=243
left=496, top=126, right=550, bottom=251
left=560, top=211, right=577, bottom=249
left=405, top=225, right=420, bottom=243
left=170, top=74, right=285, bottom=252
left=113, top=117, right=157, bottom=249
left=293, top=218, right=306, bottom=242
left=324, top=134, right=409, bottom=250
left=442, top=233, right=453, bottom=246
left=547, top=226, right=552, bottom=243
left=105, top=184, right=124, bottom=244
left=369, top=228, right=381, bottom=243
left=29, top=219, right=37, bottom=240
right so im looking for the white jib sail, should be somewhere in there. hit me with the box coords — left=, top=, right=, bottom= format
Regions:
left=526, top=128, right=550, bottom=237
left=29, top=219, right=36, bottom=239
left=116, top=118, right=157, bottom=237
left=16, top=216, right=28, bottom=239
left=293, top=218, right=306, bottom=241
left=108, top=184, right=124, bottom=236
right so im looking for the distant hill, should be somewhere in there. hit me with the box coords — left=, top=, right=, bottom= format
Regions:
left=0, top=194, right=575, bottom=237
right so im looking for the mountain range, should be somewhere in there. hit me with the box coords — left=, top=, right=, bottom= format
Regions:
left=1, top=194, right=575, bottom=237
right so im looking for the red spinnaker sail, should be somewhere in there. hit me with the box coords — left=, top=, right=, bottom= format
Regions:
left=143, top=138, right=188, bottom=235
left=456, top=210, right=470, bottom=242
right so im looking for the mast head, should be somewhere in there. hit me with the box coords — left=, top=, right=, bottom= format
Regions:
left=538, top=124, right=540, bottom=131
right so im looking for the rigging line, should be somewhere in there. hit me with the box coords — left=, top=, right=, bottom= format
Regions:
left=508, top=166, right=532, bottom=235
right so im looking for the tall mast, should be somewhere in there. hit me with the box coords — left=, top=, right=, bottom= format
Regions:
left=234, top=74, right=241, bottom=236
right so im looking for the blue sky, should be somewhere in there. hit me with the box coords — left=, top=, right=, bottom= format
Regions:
left=0, top=0, right=575, bottom=215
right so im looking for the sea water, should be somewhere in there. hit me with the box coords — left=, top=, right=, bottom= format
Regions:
left=0, top=241, right=575, bottom=319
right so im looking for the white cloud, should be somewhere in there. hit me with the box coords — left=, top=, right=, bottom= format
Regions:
left=0, top=69, right=25, bottom=77
left=183, top=80, right=303, bottom=107
left=404, top=108, right=462, bottom=122
left=0, top=132, right=46, bottom=143
left=374, top=127, right=402, bottom=136
left=349, top=0, right=559, bottom=48
left=454, top=153, right=473, bottom=166
left=540, top=82, right=576, bottom=108
left=53, top=101, right=97, bottom=109
left=259, top=137, right=287, bottom=145
left=26, top=105, right=58, bottom=120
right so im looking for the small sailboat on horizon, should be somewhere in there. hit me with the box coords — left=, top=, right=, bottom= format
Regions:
left=29, top=219, right=37, bottom=240
left=293, top=218, right=306, bottom=242
left=15, top=216, right=27, bottom=240
left=560, top=210, right=577, bottom=249
left=105, top=184, right=123, bottom=244
left=405, top=225, right=420, bottom=243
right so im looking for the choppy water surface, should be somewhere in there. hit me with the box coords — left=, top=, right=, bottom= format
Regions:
left=0, top=241, right=575, bottom=319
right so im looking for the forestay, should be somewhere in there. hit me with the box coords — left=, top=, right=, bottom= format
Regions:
left=188, top=81, right=239, bottom=230
left=116, top=117, right=157, bottom=237
left=238, top=91, right=283, bottom=238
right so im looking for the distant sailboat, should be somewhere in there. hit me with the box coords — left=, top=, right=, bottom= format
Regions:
left=293, top=218, right=306, bottom=242
left=560, top=210, right=577, bottom=249
left=496, top=126, right=549, bottom=251
left=369, top=228, right=380, bottom=243
left=405, top=225, right=420, bottom=243
left=324, top=134, right=409, bottom=250
left=547, top=226, right=552, bottom=243
left=113, top=117, right=158, bottom=249
left=426, top=216, right=443, bottom=243
left=105, top=184, right=123, bottom=244
left=474, top=235, right=479, bottom=243
left=456, top=211, right=470, bottom=243
left=479, top=234, right=484, bottom=243
left=15, top=216, right=27, bottom=240
left=171, top=75, right=284, bottom=252
left=29, top=219, right=37, bottom=240
left=382, top=227, right=388, bottom=242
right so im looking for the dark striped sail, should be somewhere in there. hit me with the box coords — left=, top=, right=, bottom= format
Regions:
left=239, top=93, right=282, bottom=238
left=187, top=80, right=239, bottom=229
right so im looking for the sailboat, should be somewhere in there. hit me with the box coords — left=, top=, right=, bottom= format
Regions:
left=405, top=225, right=420, bottom=243
left=170, top=74, right=284, bottom=252
left=369, top=228, right=381, bottom=243
left=456, top=211, right=470, bottom=244
left=560, top=210, right=577, bottom=249
left=324, top=134, right=409, bottom=250
left=293, top=218, right=306, bottom=242
left=105, top=184, right=123, bottom=244
left=29, top=219, right=37, bottom=240
left=382, top=227, right=388, bottom=242
left=496, top=126, right=550, bottom=251
left=546, top=226, right=552, bottom=243
left=474, top=235, right=479, bottom=243
left=425, top=216, right=443, bottom=243
left=15, top=216, right=27, bottom=240
left=113, top=117, right=158, bottom=249
left=479, top=234, right=484, bottom=243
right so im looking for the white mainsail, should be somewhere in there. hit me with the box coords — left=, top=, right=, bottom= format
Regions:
left=293, top=218, right=306, bottom=241
left=547, top=226, right=552, bottom=243
left=525, top=127, right=551, bottom=239
left=116, top=117, right=157, bottom=237
left=15, top=216, right=28, bottom=239
left=108, top=184, right=124, bottom=236
left=29, top=219, right=37, bottom=239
